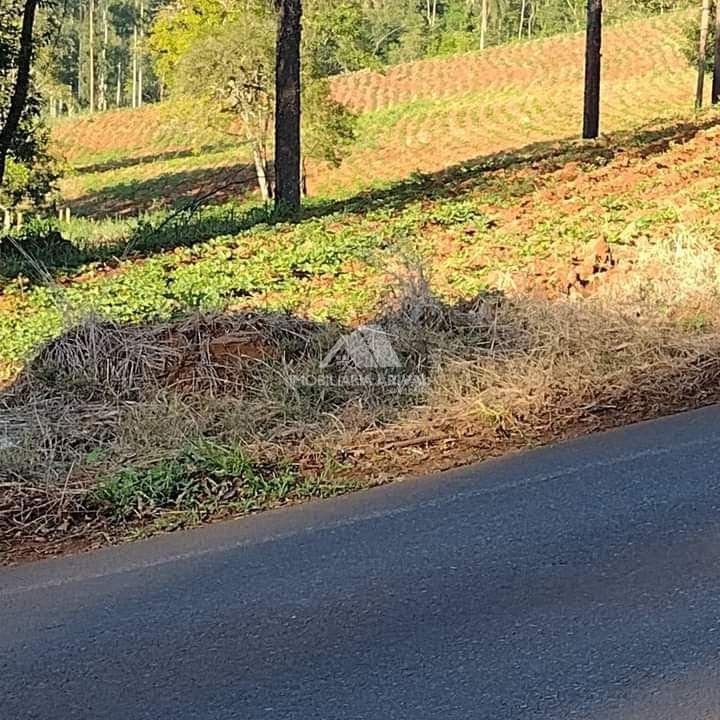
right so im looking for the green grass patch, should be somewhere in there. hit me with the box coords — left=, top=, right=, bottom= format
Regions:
left=90, top=441, right=359, bottom=527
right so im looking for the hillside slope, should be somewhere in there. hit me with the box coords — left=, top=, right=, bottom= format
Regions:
left=53, top=13, right=693, bottom=216
left=5, top=113, right=720, bottom=559
left=6, top=11, right=720, bottom=560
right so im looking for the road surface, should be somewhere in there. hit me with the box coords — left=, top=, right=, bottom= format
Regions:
left=3, top=407, right=720, bottom=719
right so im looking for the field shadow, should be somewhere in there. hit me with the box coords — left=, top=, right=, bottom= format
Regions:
left=3, top=113, right=717, bottom=286
left=74, top=111, right=716, bottom=220
left=311, top=115, right=719, bottom=218
left=72, top=144, right=237, bottom=176
left=69, top=160, right=259, bottom=217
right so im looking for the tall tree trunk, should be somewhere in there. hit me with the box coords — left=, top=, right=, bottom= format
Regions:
left=77, top=6, right=83, bottom=101
left=0, top=0, right=39, bottom=186
left=480, top=0, right=488, bottom=49
left=528, top=0, right=534, bottom=37
left=98, top=2, right=108, bottom=111
left=116, top=61, right=122, bottom=106
left=582, top=0, right=602, bottom=139
left=274, top=0, right=302, bottom=212
left=697, top=0, right=711, bottom=109
left=88, top=0, right=95, bottom=112
left=132, top=15, right=138, bottom=109
left=252, top=142, right=271, bottom=202
left=137, top=0, right=144, bottom=107
left=518, top=0, right=526, bottom=39
left=712, top=0, right=720, bottom=103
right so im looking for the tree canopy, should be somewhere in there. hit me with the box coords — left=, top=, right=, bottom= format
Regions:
left=148, top=0, right=356, bottom=200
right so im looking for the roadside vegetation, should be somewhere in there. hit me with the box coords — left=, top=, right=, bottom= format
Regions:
left=4, top=111, right=720, bottom=561
left=4, top=0, right=720, bottom=563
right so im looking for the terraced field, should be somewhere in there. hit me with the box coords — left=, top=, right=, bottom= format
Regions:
left=53, top=13, right=696, bottom=217
left=324, top=14, right=693, bottom=191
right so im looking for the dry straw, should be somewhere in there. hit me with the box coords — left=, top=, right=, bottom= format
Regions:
left=4, top=234, right=720, bottom=558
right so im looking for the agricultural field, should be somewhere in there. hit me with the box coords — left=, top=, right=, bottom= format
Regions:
left=53, top=13, right=694, bottom=217
left=5, top=10, right=720, bottom=560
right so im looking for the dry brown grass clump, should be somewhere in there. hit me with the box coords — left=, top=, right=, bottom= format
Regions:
left=4, top=234, right=720, bottom=562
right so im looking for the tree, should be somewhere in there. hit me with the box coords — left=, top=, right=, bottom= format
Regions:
left=149, top=0, right=357, bottom=203
left=0, top=0, right=60, bottom=211
left=480, top=0, right=489, bottom=48
left=0, top=0, right=40, bottom=186
left=161, top=2, right=277, bottom=200
left=712, top=0, right=720, bottom=103
left=696, top=0, right=711, bottom=108
left=98, top=1, right=109, bottom=111
left=274, top=0, right=302, bottom=211
left=88, top=0, right=95, bottom=111
left=582, top=0, right=602, bottom=139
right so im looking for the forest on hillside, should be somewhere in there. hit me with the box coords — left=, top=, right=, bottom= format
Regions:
left=42, top=0, right=691, bottom=115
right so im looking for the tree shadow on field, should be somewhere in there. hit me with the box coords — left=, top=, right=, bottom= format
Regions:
left=311, top=115, right=720, bottom=219
left=3, top=113, right=717, bottom=286
left=69, top=160, right=260, bottom=218
left=72, top=144, right=237, bottom=176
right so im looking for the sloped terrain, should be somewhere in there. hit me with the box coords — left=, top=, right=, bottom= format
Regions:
left=6, top=12, right=720, bottom=561
left=52, top=13, right=695, bottom=217
left=5, top=114, right=720, bottom=377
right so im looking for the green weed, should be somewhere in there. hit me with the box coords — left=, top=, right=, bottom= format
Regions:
left=90, top=441, right=360, bottom=527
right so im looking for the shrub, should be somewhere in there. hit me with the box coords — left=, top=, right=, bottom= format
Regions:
left=0, top=218, right=81, bottom=281
left=680, top=16, right=715, bottom=74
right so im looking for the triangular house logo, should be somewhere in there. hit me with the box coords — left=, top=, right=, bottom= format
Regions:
left=321, top=325, right=402, bottom=370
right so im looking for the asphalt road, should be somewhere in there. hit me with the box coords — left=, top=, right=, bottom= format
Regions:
left=3, top=407, right=720, bottom=719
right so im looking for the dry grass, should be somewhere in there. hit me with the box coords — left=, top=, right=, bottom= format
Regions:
left=3, top=235, right=720, bottom=562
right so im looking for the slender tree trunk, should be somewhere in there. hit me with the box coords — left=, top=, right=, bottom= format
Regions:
left=88, top=0, right=95, bottom=112
left=518, top=0, right=526, bottom=39
left=0, top=0, right=39, bottom=186
left=274, top=0, right=302, bottom=211
left=697, top=0, right=711, bottom=109
left=528, top=1, right=534, bottom=37
left=582, top=0, right=602, bottom=139
left=77, top=7, right=83, bottom=101
left=137, top=0, right=144, bottom=107
left=712, top=0, right=720, bottom=103
left=116, top=61, right=122, bottom=106
left=480, top=0, right=488, bottom=49
left=98, top=2, right=108, bottom=111
left=252, top=143, right=271, bottom=202
left=132, top=15, right=138, bottom=108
